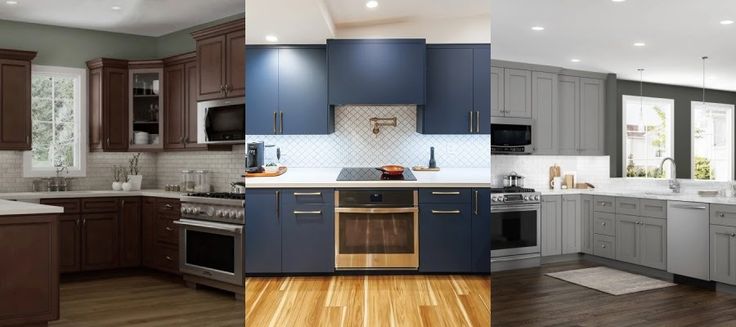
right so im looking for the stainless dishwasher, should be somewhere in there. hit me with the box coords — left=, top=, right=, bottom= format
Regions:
left=667, top=201, right=710, bottom=280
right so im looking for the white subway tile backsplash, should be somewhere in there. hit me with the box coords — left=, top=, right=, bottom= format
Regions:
left=491, top=155, right=610, bottom=188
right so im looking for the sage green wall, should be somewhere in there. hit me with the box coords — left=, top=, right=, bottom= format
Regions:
left=156, top=13, right=244, bottom=58
left=612, top=80, right=736, bottom=178
left=0, top=20, right=157, bottom=68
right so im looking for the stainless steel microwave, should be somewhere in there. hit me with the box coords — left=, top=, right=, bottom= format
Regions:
left=491, top=117, right=534, bottom=155
left=197, top=97, right=245, bottom=144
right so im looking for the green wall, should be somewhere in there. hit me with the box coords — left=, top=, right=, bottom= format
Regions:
left=0, top=12, right=244, bottom=67
left=612, top=80, right=736, bottom=178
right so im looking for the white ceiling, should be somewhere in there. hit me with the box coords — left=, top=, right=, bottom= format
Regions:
left=0, top=0, right=243, bottom=36
left=491, top=0, right=736, bottom=92
left=246, top=0, right=490, bottom=44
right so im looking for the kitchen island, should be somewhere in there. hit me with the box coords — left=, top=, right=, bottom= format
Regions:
left=0, top=200, right=63, bottom=326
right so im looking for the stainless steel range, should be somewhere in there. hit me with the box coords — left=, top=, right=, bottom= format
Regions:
left=176, top=192, right=245, bottom=299
left=490, top=186, right=541, bottom=268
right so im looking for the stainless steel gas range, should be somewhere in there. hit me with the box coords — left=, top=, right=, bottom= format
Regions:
left=490, top=186, right=542, bottom=270
left=177, top=192, right=245, bottom=299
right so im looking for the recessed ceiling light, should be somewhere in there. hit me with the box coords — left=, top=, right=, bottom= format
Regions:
left=633, top=42, right=646, bottom=47
left=265, top=35, right=278, bottom=43
left=366, top=0, right=378, bottom=9
left=571, top=59, right=581, bottom=63
left=721, top=20, right=734, bottom=25
left=111, top=5, right=121, bottom=10
left=531, top=26, right=545, bottom=31
left=6, top=1, right=18, bottom=5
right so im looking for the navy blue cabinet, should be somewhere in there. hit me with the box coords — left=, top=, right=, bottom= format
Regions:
left=419, top=203, right=472, bottom=272
left=471, top=188, right=491, bottom=273
left=245, top=189, right=282, bottom=274
left=328, top=39, right=426, bottom=105
left=420, top=44, right=491, bottom=134
left=246, top=45, right=330, bottom=135
left=281, top=190, right=334, bottom=273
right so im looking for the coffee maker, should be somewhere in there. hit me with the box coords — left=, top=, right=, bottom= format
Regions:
left=246, top=141, right=265, bottom=173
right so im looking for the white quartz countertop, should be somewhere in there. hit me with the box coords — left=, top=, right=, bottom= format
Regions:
left=537, top=187, right=736, bottom=205
left=0, top=199, right=64, bottom=216
left=244, top=168, right=492, bottom=188
left=0, top=190, right=183, bottom=201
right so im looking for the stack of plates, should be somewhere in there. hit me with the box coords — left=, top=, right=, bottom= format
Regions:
left=133, top=131, right=150, bottom=145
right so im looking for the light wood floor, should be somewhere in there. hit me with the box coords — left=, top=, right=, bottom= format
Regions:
left=49, top=273, right=243, bottom=327
left=245, top=275, right=491, bottom=327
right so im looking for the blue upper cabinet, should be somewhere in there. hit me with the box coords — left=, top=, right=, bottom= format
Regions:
left=245, top=45, right=331, bottom=135
left=419, top=44, right=491, bottom=134
left=327, top=39, right=426, bottom=105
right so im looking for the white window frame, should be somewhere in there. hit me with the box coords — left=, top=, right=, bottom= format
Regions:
left=621, top=95, right=675, bottom=179
left=690, top=101, right=735, bottom=181
left=23, top=65, right=88, bottom=178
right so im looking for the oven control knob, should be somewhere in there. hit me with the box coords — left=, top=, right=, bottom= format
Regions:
left=524, top=195, right=530, bottom=201
left=228, top=211, right=236, bottom=219
left=534, top=195, right=540, bottom=201
left=180, top=207, right=186, bottom=214
left=183, top=207, right=191, bottom=214
left=206, top=207, right=215, bottom=216
left=236, top=211, right=244, bottom=219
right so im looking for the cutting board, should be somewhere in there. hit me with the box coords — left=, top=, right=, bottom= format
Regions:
left=245, top=167, right=287, bottom=177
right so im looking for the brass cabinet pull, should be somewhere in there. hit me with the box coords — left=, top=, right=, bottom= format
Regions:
left=293, top=210, right=322, bottom=215
left=432, top=210, right=461, bottom=214
left=294, top=192, right=321, bottom=196
left=432, top=191, right=460, bottom=195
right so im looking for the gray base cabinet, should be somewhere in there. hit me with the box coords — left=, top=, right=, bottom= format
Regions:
left=541, top=195, right=562, bottom=256
left=580, top=195, right=594, bottom=254
left=710, top=225, right=736, bottom=284
left=562, top=195, right=581, bottom=254
left=593, top=234, right=615, bottom=259
left=615, top=214, right=667, bottom=270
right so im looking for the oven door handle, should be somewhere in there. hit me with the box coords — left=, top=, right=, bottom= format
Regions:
left=491, top=204, right=540, bottom=212
left=173, top=220, right=243, bottom=234
left=335, top=207, right=417, bottom=214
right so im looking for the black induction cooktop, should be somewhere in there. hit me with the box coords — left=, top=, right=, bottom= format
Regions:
left=337, top=167, right=417, bottom=181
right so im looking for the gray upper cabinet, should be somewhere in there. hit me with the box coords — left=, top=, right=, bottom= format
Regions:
left=491, top=67, right=504, bottom=117
left=558, top=75, right=580, bottom=155
left=579, top=78, right=605, bottom=155
left=531, top=71, right=559, bottom=154
left=541, top=195, right=562, bottom=256
left=710, top=225, right=736, bottom=284
left=503, top=68, right=532, bottom=118
left=581, top=195, right=594, bottom=254
left=562, top=195, right=581, bottom=254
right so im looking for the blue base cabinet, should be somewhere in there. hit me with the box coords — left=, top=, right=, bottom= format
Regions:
left=471, top=189, right=491, bottom=273
left=245, top=45, right=331, bottom=135
left=419, top=44, right=491, bottom=134
left=245, top=189, right=334, bottom=274
left=419, top=203, right=472, bottom=272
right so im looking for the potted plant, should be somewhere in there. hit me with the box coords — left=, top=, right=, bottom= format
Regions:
left=121, top=175, right=132, bottom=192
left=127, top=153, right=143, bottom=191
left=112, top=165, right=124, bottom=191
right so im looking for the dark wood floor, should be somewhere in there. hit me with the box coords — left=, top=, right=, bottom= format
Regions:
left=491, top=260, right=736, bottom=326
left=49, top=272, right=243, bottom=327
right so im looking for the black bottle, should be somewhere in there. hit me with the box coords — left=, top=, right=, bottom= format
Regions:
left=429, top=147, right=437, bottom=168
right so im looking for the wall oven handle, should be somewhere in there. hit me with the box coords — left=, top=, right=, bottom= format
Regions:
left=431, top=210, right=461, bottom=214
left=173, top=220, right=242, bottom=234
left=491, top=204, right=540, bottom=212
left=432, top=191, right=460, bottom=195
left=293, top=210, right=322, bottom=215
left=335, top=207, right=417, bottom=214
left=293, top=192, right=321, bottom=196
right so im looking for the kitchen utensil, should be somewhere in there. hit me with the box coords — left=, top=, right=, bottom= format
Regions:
left=549, top=164, right=561, bottom=189
left=246, top=142, right=265, bottom=173
left=412, top=166, right=440, bottom=172
left=564, top=174, right=575, bottom=188
left=429, top=147, right=437, bottom=168
left=230, top=181, right=246, bottom=193
left=376, top=165, right=405, bottom=176
left=550, top=177, right=563, bottom=190
left=575, top=183, right=595, bottom=189
left=502, top=172, right=525, bottom=187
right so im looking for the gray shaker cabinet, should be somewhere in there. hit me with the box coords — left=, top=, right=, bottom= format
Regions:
left=490, top=67, right=504, bottom=117
left=541, top=195, right=562, bottom=256
left=558, top=75, right=580, bottom=155
left=710, top=225, right=736, bottom=284
left=562, top=195, right=581, bottom=254
left=531, top=71, right=559, bottom=154
left=579, top=78, right=605, bottom=155
left=501, top=68, right=532, bottom=118
left=580, top=195, right=594, bottom=254
left=640, top=217, right=667, bottom=270
left=615, top=214, right=640, bottom=265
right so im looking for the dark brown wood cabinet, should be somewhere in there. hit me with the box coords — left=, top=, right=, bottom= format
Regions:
left=0, top=49, right=36, bottom=151
left=141, top=197, right=181, bottom=274
left=192, top=19, right=245, bottom=100
left=41, top=198, right=82, bottom=273
left=119, top=197, right=142, bottom=267
left=0, top=214, right=59, bottom=326
left=163, top=52, right=207, bottom=151
left=87, top=58, right=129, bottom=152
left=81, top=212, right=119, bottom=271
left=141, top=197, right=157, bottom=267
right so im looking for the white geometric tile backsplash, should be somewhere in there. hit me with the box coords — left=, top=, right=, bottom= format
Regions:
left=246, top=105, right=491, bottom=168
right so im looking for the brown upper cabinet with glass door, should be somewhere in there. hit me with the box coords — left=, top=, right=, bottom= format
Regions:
left=191, top=19, right=245, bottom=101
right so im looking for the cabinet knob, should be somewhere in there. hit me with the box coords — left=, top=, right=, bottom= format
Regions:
left=720, top=213, right=725, bottom=218
left=601, top=244, right=606, bottom=248
left=601, top=222, right=606, bottom=226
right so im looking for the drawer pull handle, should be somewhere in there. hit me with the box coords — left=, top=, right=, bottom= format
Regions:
left=432, top=210, right=461, bottom=214
left=293, top=210, right=322, bottom=215
left=165, top=227, right=173, bottom=231
left=165, top=204, right=173, bottom=208
left=599, top=202, right=607, bottom=206
left=165, top=256, right=173, bottom=261
left=293, top=192, right=321, bottom=196
left=432, top=191, right=461, bottom=195
left=720, top=213, right=726, bottom=218
left=644, top=205, right=663, bottom=209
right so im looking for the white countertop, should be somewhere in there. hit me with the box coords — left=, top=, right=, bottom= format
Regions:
left=0, top=190, right=182, bottom=201
left=538, top=187, right=736, bottom=205
left=244, top=168, right=492, bottom=188
left=0, top=199, right=64, bottom=216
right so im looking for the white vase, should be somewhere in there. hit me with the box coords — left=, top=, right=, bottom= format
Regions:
left=122, top=182, right=132, bottom=192
left=112, top=182, right=122, bottom=191
left=127, top=175, right=143, bottom=191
